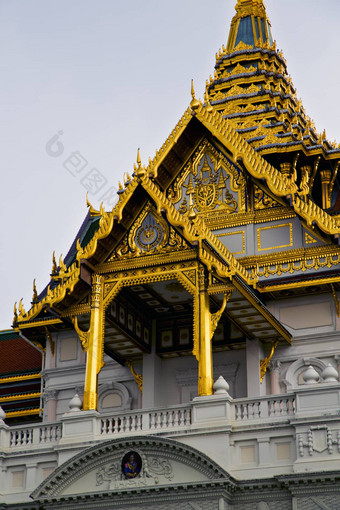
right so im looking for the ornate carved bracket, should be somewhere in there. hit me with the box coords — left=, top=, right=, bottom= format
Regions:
left=210, top=292, right=231, bottom=340
left=260, top=340, right=279, bottom=383
left=72, top=316, right=89, bottom=351
left=331, top=284, right=340, bottom=318
left=126, top=360, right=143, bottom=394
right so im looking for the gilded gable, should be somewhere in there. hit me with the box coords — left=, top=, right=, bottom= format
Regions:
left=107, top=203, right=188, bottom=261
left=167, top=140, right=246, bottom=225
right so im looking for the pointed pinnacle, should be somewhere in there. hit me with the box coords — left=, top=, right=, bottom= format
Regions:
left=190, top=79, right=200, bottom=110
left=137, top=148, right=142, bottom=167
left=32, top=279, right=38, bottom=302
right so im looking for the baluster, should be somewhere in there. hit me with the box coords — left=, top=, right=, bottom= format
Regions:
left=268, top=400, right=274, bottom=417
left=174, top=410, right=179, bottom=427
left=150, top=413, right=155, bottom=430
left=167, top=411, right=172, bottom=428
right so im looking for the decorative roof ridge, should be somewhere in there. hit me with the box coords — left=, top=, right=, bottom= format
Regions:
left=140, top=175, right=256, bottom=286
left=15, top=178, right=140, bottom=325
left=195, top=105, right=340, bottom=236
left=14, top=261, right=80, bottom=325
left=146, top=107, right=193, bottom=179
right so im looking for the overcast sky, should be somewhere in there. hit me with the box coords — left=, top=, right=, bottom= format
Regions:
left=1, top=0, right=339, bottom=330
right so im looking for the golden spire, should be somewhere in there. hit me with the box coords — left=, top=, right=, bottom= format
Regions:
left=235, top=0, right=267, bottom=18
left=137, top=147, right=142, bottom=167
left=134, top=148, right=146, bottom=177
left=190, top=79, right=200, bottom=110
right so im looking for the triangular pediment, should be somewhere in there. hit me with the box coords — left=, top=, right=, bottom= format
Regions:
left=106, top=202, right=191, bottom=262
left=166, top=139, right=246, bottom=224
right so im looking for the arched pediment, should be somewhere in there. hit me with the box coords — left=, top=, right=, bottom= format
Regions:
left=31, top=436, right=231, bottom=500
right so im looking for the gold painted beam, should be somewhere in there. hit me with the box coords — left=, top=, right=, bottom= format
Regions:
left=5, top=408, right=41, bottom=418
left=0, top=373, right=41, bottom=384
left=0, top=392, right=40, bottom=403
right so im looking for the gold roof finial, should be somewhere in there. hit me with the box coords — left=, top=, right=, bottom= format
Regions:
left=18, top=298, right=26, bottom=319
left=86, top=192, right=101, bottom=217
left=32, top=279, right=38, bottom=303
left=137, top=148, right=142, bottom=167
left=51, top=251, right=58, bottom=275
left=13, top=302, right=18, bottom=324
left=134, top=148, right=146, bottom=177
left=59, top=255, right=67, bottom=273
left=190, top=79, right=200, bottom=110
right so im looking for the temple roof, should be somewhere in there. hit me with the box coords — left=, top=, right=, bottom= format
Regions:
left=206, top=0, right=340, bottom=162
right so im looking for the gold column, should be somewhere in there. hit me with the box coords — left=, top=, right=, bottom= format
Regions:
left=83, top=274, right=104, bottom=410
left=74, top=274, right=105, bottom=411
left=320, top=169, right=332, bottom=210
left=198, top=266, right=213, bottom=396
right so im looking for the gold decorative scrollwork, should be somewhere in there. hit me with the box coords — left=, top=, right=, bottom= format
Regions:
left=167, top=140, right=246, bottom=218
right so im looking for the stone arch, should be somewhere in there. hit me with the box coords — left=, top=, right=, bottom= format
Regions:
left=31, top=436, right=232, bottom=500
left=283, top=357, right=327, bottom=390
left=98, top=382, right=131, bottom=412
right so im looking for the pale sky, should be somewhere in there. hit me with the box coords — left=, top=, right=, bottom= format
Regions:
left=1, top=0, right=339, bottom=329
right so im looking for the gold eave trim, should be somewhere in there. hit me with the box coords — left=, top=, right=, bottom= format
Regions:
left=258, top=275, right=340, bottom=293
left=17, top=318, right=63, bottom=329
left=240, top=244, right=340, bottom=267
left=97, top=249, right=198, bottom=274
left=0, top=392, right=40, bottom=403
left=6, top=408, right=41, bottom=418
left=0, top=373, right=41, bottom=384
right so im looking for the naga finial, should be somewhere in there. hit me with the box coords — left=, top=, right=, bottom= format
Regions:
left=32, top=279, right=38, bottom=303
left=13, top=302, right=18, bottom=323
left=51, top=251, right=58, bottom=275
left=86, top=192, right=101, bottom=217
left=18, top=298, right=26, bottom=319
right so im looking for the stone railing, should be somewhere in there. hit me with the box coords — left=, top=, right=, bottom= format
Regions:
left=2, top=385, right=339, bottom=451
left=101, top=404, right=192, bottom=436
left=234, top=394, right=296, bottom=421
left=8, top=423, right=62, bottom=447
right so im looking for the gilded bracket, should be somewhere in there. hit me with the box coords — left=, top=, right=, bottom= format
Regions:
left=44, top=327, right=55, bottom=356
left=260, top=340, right=279, bottom=383
left=210, top=292, right=231, bottom=340
left=126, top=360, right=143, bottom=394
left=72, top=316, right=89, bottom=351
left=331, top=284, right=340, bottom=318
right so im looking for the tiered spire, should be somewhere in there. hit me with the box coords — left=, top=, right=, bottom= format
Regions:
left=227, top=0, right=272, bottom=52
left=206, top=0, right=338, bottom=156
